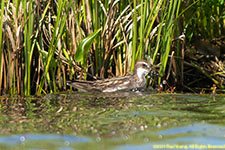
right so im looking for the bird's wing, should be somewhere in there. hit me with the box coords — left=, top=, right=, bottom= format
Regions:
left=67, top=80, right=102, bottom=92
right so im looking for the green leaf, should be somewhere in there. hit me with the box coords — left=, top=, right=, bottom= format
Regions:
left=218, top=0, right=224, bottom=5
left=74, top=27, right=102, bottom=66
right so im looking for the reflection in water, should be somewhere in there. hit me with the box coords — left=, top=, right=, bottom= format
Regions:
left=0, top=93, right=225, bottom=150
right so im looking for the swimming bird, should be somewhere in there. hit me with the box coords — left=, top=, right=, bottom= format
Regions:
left=67, top=60, right=154, bottom=92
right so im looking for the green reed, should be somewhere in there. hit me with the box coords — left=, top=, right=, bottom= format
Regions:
left=37, top=0, right=69, bottom=94
left=0, top=0, right=5, bottom=95
left=1, top=0, right=223, bottom=95
left=0, top=0, right=183, bottom=95
left=23, top=0, right=34, bottom=96
left=159, top=0, right=181, bottom=84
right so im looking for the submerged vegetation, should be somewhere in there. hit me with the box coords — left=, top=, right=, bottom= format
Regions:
left=0, top=0, right=224, bottom=95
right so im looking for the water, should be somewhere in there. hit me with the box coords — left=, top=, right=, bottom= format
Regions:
left=0, top=92, right=225, bottom=150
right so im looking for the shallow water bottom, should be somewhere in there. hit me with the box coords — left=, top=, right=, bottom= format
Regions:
left=0, top=92, right=225, bottom=150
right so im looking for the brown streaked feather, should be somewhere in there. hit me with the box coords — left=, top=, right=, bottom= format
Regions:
left=67, top=60, right=153, bottom=92
left=67, top=80, right=102, bottom=92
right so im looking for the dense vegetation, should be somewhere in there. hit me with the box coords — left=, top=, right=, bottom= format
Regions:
left=0, top=0, right=224, bottom=95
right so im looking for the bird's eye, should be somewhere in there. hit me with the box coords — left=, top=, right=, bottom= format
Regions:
left=142, top=63, right=148, bottom=68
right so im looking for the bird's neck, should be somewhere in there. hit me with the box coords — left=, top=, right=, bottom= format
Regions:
left=135, top=68, right=147, bottom=81
left=133, top=71, right=146, bottom=88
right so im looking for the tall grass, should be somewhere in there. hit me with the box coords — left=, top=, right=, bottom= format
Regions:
left=0, top=0, right=5, bottom=95
left=23, top=0, right=34, bottom=96
left=0, top=0, right=224, bottom=95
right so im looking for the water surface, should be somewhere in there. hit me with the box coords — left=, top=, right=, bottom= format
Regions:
left=0, top=92, right=225, bottom=150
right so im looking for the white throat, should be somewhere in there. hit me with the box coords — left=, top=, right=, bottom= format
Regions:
left=136, top=68, right=148, bottom=80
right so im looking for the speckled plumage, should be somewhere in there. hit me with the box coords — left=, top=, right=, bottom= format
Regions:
left=67, top=60, right=152, bottom=92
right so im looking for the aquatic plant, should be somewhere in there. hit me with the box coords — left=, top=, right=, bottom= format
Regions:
left=0, top=0, right=224, bottom=95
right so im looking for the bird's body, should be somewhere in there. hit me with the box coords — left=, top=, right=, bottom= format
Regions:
left=67, top=60, right=152, bottom=92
